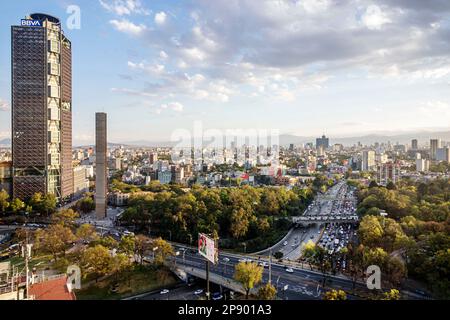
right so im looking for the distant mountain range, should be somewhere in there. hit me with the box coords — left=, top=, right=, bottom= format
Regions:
left=0, top=138, right=11, bottom=147
left=2, top=130, right=449, bottom=149
left=279, top=131, right=450, bottom=146
left=116, top=131, right=450, bottom=147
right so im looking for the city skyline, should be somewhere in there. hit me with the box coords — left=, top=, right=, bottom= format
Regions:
left=1, top=0, right=450, bottom=145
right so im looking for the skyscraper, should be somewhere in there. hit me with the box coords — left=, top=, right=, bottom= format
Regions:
left=411, top=139, right=418, bottom=150
left=12, top=14, right=73, bottom=201
left=362, top=150, right=375, bottom=171
left=95, top=113, right=107, bottom=219
left=316, top=135, right=329, bottom=150
left=430, top=139, right=440, bottom=160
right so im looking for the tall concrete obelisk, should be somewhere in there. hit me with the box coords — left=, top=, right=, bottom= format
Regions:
left=95, top=113, right=107, bottom=219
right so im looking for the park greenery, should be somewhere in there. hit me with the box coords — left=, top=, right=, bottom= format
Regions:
left=8, top=207, right=176, bottom=299
left=118, top=183, right=318, bottom=252
left=0, top=190, right=57, bottom=218
left=354, top=178, right=450, bottom=298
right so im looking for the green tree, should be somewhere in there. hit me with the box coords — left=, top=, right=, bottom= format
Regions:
left=111, top=252, right=131, bottom=281
left=119, top=235, right=136, bottom=257
left=257, top=283, right=277, bottom=300
left=386, top=181, right=397, bottom=190
left=134, top=235, right=152, bottom=265
left=76, top=224, right=99, bottom=243
left=96, top=236, right=119, bottom=249
left=152, top=237, right=175, bottom=265
left=382, top=289, right=400, bottom=300
left=230, top=208, right=250, bottom=239
left=52, top=208, right=79, bottom=226
left=77, top=196, right=95, bottom=214
left=369, top=181, right=379, bottom=188
left=10, top=198, right=25, bottom=214
left=323, top=289, right=347, bottom=300
left=81, top=245, right=113, bottom=281
left=37, top=224, right=76, bottom=261
left=234, top=261, right=263, bottom=299
left=358, top=215, right=384, bottom=248
left=0, top=190, right=10, bottom=215
left=42, top=194, right=57, bottom=215
left=302, top=240, right=316, bottom=270
left=29, top=193, right=43, bottom=212
left=385, top=256, right=407, bottom=286
left=274, top=251, right=283, bottom=260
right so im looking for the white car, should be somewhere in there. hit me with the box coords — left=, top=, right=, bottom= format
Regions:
left=223, top=257, right=230, bottom=263
left=285, top=268, right=294, bottom=273
left=160, top=289, right=170, bottom=295
left=283, top=241, right=288, bottom=246
left=194, top=289, right=204, bottom=295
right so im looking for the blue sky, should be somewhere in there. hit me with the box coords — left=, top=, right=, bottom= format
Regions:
left=1, top=0, right=450, bottom=145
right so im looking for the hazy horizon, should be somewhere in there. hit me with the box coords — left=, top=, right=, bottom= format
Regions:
left=1, top=0, right=450, bottom=144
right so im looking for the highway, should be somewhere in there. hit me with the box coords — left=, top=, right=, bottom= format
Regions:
left=155, top=181, right=376, bottom=300
left=167, top=243, right=369, bottom=300
left=257, top=181, right=350, bottom=261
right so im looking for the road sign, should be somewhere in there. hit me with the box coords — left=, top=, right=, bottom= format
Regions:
left=198, top=233, right=218, bottom=264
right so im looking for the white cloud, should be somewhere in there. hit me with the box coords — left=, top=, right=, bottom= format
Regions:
left=182, top=47, right=206, bottom=61
left=0, top=98, right=9, bottom=112
left=300, top=0, right=330, bottom=14
left=418, top=101, right=450, bottom=114
left=159, top=50, right=169, bottom=60
left=110, top=19, right=146, bottom=35
left=127, top=61, right=165, bottom=74
left=361, top=5, right=391, bottom=30
left=154, top=12, right=167, bottom=25
left=108, top=0, right=450, bottom=119
left=99, top=0, right=150, bottom=16
left=160, top=102, right=184, bottom=112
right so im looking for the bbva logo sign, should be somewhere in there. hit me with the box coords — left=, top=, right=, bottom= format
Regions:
left=21, top=19, right=42, bottom=27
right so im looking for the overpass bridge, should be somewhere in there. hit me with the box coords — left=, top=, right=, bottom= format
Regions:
left=172, top=265, right=251, bottom=295
left=292, top=214, right=359, bottom=226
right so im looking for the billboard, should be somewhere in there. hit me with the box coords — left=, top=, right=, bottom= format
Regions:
left=198, top=233, right=218, bottom=264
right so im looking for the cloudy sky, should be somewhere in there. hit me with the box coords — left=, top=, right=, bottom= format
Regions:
left=1, top=0, right=450, bottom=144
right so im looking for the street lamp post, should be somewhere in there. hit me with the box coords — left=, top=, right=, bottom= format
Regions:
left=269, top=248, right=272, bottom=284
left=275, top=276, right=280, bottom=299
left=152, top=247, right=159, bottom=263
left=174, top=251, right=180, bottom=268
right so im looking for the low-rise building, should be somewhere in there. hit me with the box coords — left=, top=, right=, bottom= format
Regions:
left=73, top=166, right=89, bottom=198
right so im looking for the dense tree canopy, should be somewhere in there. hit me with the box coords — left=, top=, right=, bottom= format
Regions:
left=119, top=184, right=318, bottom=252
left=355, top=179, right=450, bottom=298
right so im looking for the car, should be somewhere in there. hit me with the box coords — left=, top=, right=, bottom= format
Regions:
left=223, top=257, right=230, bottom=263
left=258, top=262, right=268, bottom=267
left=283, top=241, right=288, bottom=246
left=212, top=292, right=223, bottom=300
left=160, top=289, right=170, bottom=295
left=285, top=268, right=294, bottom=273
left=194, top=289, right=204, bottom=295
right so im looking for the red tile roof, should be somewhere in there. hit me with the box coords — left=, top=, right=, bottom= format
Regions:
left=29, top=277, right=76, bottom=300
